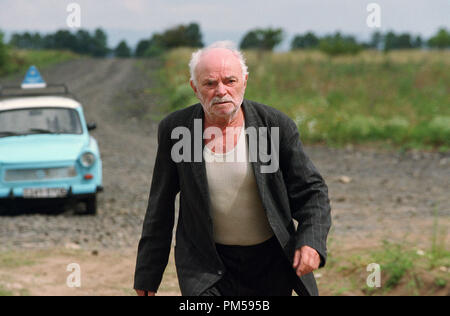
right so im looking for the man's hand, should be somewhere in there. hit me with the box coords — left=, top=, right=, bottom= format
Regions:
left=292, top=246, right=320, bottom=277
left=135, top=290, right=156, bottom=296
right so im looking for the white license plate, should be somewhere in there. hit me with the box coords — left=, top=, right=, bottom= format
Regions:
left=23, top=188, right=68, bottom=198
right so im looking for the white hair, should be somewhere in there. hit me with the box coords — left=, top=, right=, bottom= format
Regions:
left=189, top=41, right=249, bottom=87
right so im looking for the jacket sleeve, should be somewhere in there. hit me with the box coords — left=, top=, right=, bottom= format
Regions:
left=134, top=118, right=180, bottom=292
left=279, top=117, right=332, bottom=268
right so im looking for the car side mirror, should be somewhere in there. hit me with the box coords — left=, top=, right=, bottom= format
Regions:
left=87, top=122, right=97, bottom=131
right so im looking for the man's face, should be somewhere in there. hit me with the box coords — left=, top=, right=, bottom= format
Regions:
left=191, top=48, right=248, bottom=122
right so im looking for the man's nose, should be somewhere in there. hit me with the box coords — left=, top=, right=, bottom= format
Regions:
left=215, top=82, right=227, bottom=97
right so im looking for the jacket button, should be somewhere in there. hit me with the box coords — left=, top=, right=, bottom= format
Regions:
left=217, top=270, right=224, bottom=276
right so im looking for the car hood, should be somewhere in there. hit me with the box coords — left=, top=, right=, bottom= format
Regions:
left=0, top=134, right=89, bottom=164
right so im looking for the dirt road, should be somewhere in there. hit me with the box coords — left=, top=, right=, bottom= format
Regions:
left=0, top=58, right=448, bottom=295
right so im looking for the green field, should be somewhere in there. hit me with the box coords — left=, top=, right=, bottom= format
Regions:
left=153, top=48, right=450, bottom=151
left=0, top=49, right=79, bottom=77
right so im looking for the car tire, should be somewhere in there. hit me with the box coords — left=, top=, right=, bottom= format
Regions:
left=84, top=195, right=97, bottom=215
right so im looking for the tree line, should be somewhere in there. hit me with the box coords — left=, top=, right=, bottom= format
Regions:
left=263, top=28, right=449, bottom=55
left=2, top=24, right=449, bottom=61
left=8, top=28, right=110, bottom=57
left=4, top=23, right=203, bottom=59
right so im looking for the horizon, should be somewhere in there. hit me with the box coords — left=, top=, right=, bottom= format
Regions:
left=1, top=0, right=449, bottom=51
left=2, top=26, right=447, bottom=53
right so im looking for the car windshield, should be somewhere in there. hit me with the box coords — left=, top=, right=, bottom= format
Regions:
left=0, top=107, right=83, bottom=137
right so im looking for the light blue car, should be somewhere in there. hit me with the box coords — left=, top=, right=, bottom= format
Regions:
left=0, top=67, right=102, bottom=214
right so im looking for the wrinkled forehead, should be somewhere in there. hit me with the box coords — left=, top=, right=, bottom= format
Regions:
left=196, top=48, right=243, bottom=79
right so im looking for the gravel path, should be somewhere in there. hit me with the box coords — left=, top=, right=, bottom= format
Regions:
left=0, top=59, right=448, bottom=252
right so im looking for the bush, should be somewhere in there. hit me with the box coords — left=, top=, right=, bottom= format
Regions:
left=338, top=115, right=380, bottom=141
left=383, top=117, right=410, bottom=143
left=169, top=84, right=197, bottom=111
left=144, top=43, right=165, bottom=57
left=427, top=116, right=450, bottom=144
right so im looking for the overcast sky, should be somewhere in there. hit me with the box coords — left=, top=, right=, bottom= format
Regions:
left=0, top=0, right=448, bottom=49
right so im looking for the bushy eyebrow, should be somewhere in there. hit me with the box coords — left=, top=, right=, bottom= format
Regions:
left=202, top=76, right=238, bottom=84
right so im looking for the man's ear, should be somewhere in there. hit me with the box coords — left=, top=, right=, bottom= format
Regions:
left=190, top=80, right=197, bottom=94
left=243, top=74, right=248, bottom=88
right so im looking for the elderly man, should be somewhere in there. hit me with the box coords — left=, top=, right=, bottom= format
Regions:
left=134, top=41, right=331, bottom=296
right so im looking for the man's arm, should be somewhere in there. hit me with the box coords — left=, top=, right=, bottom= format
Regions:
left=134, top=118, right=180, bottom=294
left=279, top=117, right=332, bottom=269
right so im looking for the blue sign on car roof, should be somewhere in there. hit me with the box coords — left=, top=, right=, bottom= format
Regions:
left=21, top=66, right=47, bottom=89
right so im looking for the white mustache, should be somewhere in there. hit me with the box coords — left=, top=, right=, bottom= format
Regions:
left=211, top=97, right=234, bottom=105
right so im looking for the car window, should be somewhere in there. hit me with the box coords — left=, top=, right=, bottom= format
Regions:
left=0, top=107, right=83, bottom=135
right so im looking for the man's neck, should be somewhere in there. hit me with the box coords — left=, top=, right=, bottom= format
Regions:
left=204, top=107, right=244, bottom=131
left=203, top=107, right=245, bottom=153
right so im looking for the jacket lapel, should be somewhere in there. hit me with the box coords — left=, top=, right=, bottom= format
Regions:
left=242, top=100, right=267, bottom=203
left=188, top=104, right=211, bottom=211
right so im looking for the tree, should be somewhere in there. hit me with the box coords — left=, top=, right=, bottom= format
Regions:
left=240, top=28, right=284, bottom=51
left=185, top=23, right=203, bottom=48
left=137, top=23, right=204, bottom=57
left=114, top=40, right=131, bottom=58
left=53, top=30, right=77, bottom=51
left=7, top=28, right=112, bottom=57
left=291, top=32, right=319, bottom=50
left=428, top=28, right=450, bottom=49
left=369, top=31, right=382, bottom=50
left=91, top=28, right=109, bottom=57
left=412, top=35, right=423, bottom=49
left=383, top=31, right=397, bottom=52
left=396, top=33, right=413, bottom=49
left=319, top=32, right=363, bottom=56
left=382, top=31, right=423, bottom=51
left=74, top=29, right=93, bottom=55
left=135, top=39, right=151, bottom=57
left=33, top=33, right=43, bottom=49
left=159, top=22, right=203, bottom=49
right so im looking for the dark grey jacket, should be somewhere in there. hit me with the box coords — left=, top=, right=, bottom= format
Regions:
left=134, top=99, right=332, bottom=296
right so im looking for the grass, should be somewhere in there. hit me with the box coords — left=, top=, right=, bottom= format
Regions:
left=0, top=48, right=79, bottom=77
left=152, top=48, right=450, bottom=151
left=0, top=250, right=39, bottom=296
left=319, top=239, right=449, bottom=296
left=0, top=250, right=39, bottom=268
left=371, top=241, right=417, bottom=291
left=0, top=285, right=13, bottom=296
left=429, top=206, right=450, bottom=270
left=320, top=207, right=449, bottom=296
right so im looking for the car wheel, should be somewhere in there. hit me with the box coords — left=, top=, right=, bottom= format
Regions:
left=84, top=195, right=97, bottom=215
